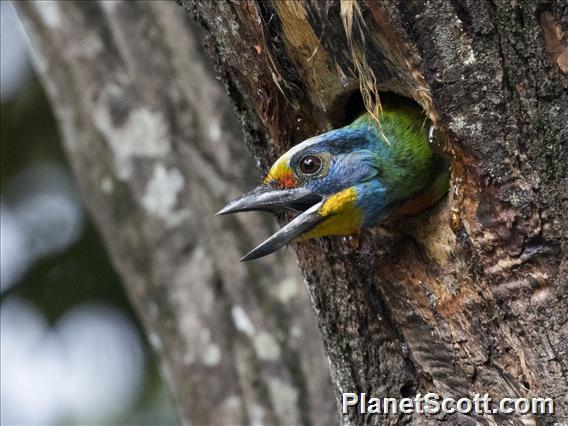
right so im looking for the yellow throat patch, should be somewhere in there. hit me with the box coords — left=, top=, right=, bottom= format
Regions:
left=300, top=187, right=363, bottom=240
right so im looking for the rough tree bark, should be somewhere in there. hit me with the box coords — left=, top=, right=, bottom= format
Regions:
left=183, top=1, right=568, bottom=425
left=17, top=0, right=567, bottom=425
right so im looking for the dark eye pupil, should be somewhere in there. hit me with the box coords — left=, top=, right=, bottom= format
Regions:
left=299, top=155, right=322, bottom=175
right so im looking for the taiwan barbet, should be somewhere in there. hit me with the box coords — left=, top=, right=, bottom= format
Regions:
left=218, top=102, right=450, bottom=261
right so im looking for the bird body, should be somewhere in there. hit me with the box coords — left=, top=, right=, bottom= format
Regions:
left=218, top=101, right=449, bottom=260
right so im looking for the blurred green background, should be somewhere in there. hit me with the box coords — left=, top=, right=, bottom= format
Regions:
left=1, top=2, right=180, bottom=424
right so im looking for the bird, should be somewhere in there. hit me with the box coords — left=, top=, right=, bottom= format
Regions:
left=217, top=99, right=450, bottom=261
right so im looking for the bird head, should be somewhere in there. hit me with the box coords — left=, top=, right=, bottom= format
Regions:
left=218, top=112, right=438, bottom=261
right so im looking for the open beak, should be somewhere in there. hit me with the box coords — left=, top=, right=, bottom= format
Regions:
left=216, top=185, right=321, bottom=215
left=217, top=185, right=324, bottom=261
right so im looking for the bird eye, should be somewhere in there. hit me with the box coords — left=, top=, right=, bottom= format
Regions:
left=298, top=155, right=322, bottom=176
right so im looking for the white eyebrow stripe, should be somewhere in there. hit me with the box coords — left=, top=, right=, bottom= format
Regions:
left=285, top=134, right=325, bottom=160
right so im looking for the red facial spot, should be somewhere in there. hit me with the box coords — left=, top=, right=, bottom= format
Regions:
left=280, top=172, right=297, bottom=188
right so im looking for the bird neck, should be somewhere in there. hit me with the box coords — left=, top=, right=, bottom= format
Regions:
left=354, top=179, right=390, bottom=226
left=350, top=111, right=434, bottom=200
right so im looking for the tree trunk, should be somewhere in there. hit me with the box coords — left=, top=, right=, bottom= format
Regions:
left=183, top=1, right=568, bottom=425
left=18, top=0, right=567, bottom=425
